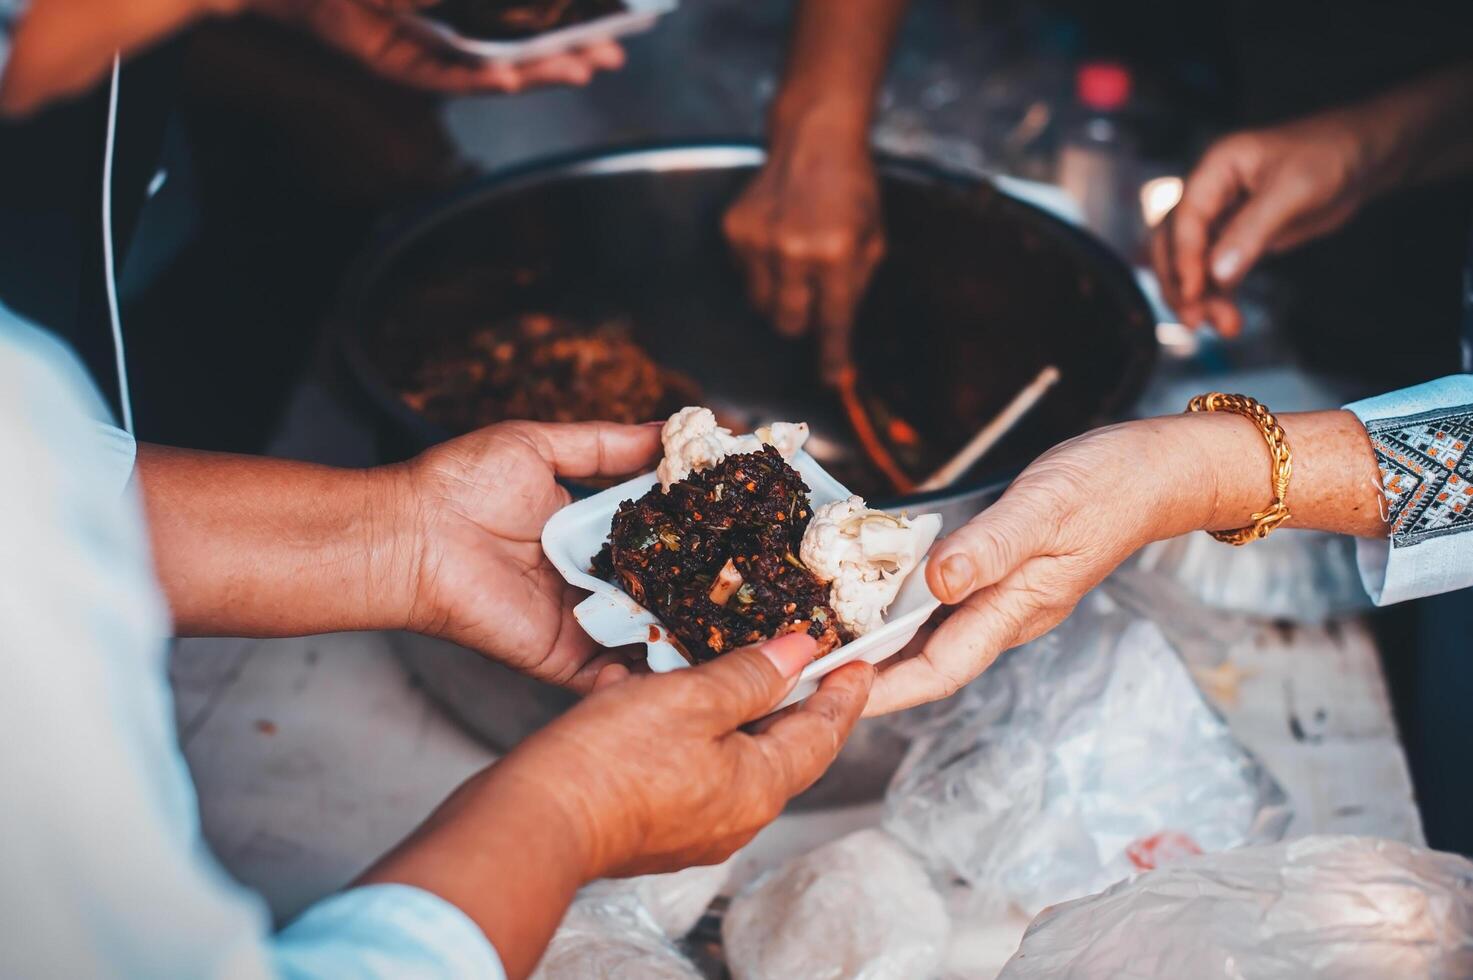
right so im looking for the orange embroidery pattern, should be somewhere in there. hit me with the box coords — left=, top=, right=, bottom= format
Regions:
left=1366, top=406, right=1473, bottom=546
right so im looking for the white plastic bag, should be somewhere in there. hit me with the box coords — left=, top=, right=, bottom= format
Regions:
left=999, top=836, right=1473, bottom=979
left=884, top=591, right=1290, bottom=917
left=531, top=888, right=702, bottom=980
left=1128, top=529, right=1370, bottom=623
left=722, top=829, right=950, bottom=980
left=580, top=859, right=732, bottom=940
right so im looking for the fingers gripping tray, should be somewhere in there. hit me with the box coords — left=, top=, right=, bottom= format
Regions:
left=542, top=452, right=941, bottom=709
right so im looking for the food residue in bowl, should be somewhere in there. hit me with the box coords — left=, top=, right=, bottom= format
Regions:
left=400, top=313, right=699, bottom=431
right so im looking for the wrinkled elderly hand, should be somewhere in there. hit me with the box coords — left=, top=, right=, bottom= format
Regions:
left=862, top=406, right=1388, bottom=715
left=506, top=633, right=874, bottom=877
left=862, top=423, right=1167, bottom=715
left=724, top=131, right=885, bottom=385
left=254, top=0, right=625, bottom=94
left=399, top=420, right=659, bottom=689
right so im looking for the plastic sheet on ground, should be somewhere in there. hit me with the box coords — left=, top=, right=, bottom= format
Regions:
left=723, top=829, right=950, bottom=980
left=580, top=859, right=732, bottom=941
left=998, top=835, right=1473, bottom=979
left=1127, top=528, right=1370, bottom=624
left=884, top=591, right=1291, bottom=917
left=530, top=888, right=702, bottom=980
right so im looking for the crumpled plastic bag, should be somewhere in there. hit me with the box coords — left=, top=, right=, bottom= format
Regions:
left=722, top=829, right=950, bottom=980
left=581, top=859, right=732, bottom=940
left=1128, top=528, right=1370, bottom=624
left=998, top=835, right=1473, bottom=979
left=884, top=591, right=1290, bottom=917
left=530, top=888, right=702, bottom=980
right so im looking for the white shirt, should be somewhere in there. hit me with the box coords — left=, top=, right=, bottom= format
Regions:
left=0, top=307, right=505, bottom=979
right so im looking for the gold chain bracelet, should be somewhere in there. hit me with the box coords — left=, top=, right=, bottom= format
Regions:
left=1185, top=392, right=1293, bottom=545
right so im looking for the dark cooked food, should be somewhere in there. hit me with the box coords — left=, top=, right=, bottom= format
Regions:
left=592, top=447, right=850, bottom=663
left=431, top=0, right=625, bottom=39
left=401, top=314, right=699, bottom=431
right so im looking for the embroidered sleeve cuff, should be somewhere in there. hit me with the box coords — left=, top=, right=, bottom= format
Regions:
left=1344, top=375, right=1473, bottom=606
left=274, top=883, right=505, bottom=980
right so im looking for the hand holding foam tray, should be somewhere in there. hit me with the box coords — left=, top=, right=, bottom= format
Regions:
left=541, top=411, right=942, bottom=711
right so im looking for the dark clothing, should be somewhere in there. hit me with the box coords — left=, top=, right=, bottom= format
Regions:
left=0, top=43, right=181, bottom=420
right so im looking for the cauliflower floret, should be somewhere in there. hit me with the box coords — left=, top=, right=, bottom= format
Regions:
left=656, top=407, right=727, bottom=489
left=798, top=496, right=869, bottom=582
left=830, top=573, right=899, bottom=638
left=656, top=406, right=810, bottom=490
left=858, top=512, right=937, bottom=573
left=753, top=421, right=809, bottom=461
left=799, top=497, right=942, bottom=636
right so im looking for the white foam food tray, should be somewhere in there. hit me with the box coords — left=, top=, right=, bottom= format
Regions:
left=408, top=0, right=677, bottom=65
left=541, top=452, right=942, bottom=710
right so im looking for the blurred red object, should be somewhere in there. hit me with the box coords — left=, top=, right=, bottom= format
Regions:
left=1076, top=61, right=1133, bottom=113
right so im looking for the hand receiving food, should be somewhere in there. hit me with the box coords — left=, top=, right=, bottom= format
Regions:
left=724, top=133, right=885, bottom=385
left=361, top=632, right=872, bottom=976
left=253, top=0, right=626, bottom=94
left=400, top=420, right=660, bottom=689
left=504, top=633, right=874, bottom=877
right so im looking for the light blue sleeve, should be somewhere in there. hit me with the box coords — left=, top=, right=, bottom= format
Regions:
left=277, top=884, right=507, bottom=980
left=0, top=1, right=26, bottom=84
left=1344, top=374, right=1473, bottom=606
left=0, top=306, right=503, bottom=979
left=91, top=416, right=139, bottom=492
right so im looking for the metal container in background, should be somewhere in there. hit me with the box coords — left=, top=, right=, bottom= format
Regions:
left=333, top=143, right=1157, bottom=806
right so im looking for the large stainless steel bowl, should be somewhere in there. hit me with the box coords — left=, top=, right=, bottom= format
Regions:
left=335, top=143, right=1157, bottom=806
